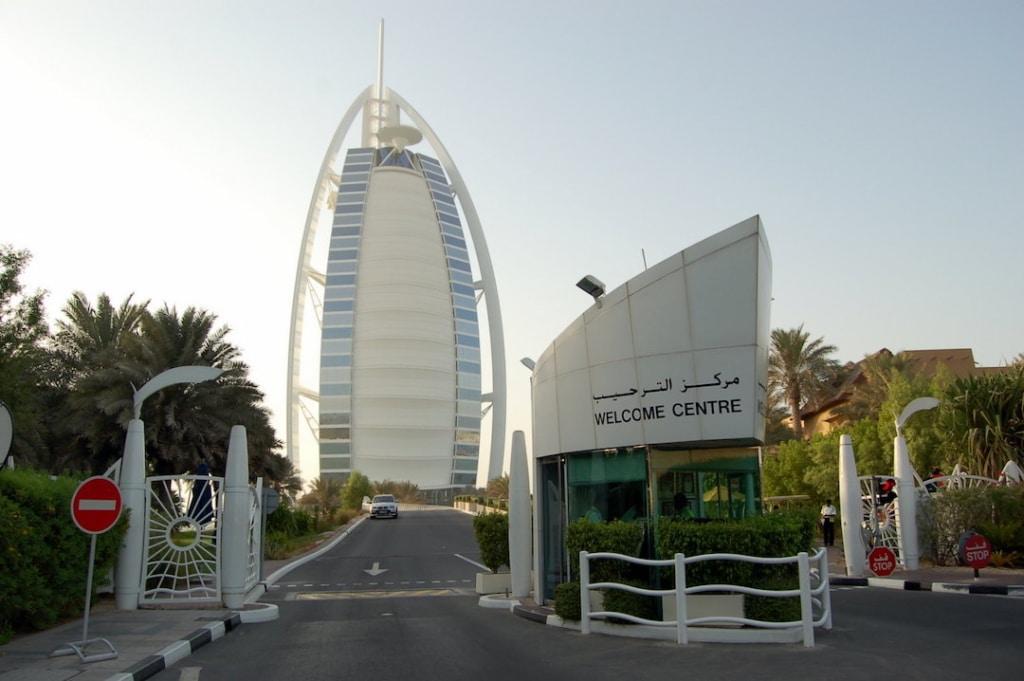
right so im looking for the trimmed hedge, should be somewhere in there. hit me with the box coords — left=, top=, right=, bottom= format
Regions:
left=0, top=469, right=127, bottom=643
left=554, top=581, right=581, bottom=620
left=566, top=519, right=646, bottom=582
left=472, top=512, right=509, bottom=573
left=657, top=510, right=815, bottom=622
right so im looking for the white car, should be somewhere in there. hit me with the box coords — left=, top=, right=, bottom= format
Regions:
left=370, top=494, right=399, bottom=519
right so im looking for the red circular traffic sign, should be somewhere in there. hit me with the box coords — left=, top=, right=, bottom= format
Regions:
left=868, top=546, right=897, bottom=577
left=962, top=533, right=991, bottom=569
left=70, top=476, right=123, bottom=534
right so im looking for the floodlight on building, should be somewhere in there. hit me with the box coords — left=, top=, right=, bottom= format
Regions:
left=576, top=275, right=606, bottom=307
left=520, top=357, right=536, bottom=371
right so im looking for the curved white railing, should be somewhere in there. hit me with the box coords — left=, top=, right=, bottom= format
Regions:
left=579, top=548, right=832, bottom=647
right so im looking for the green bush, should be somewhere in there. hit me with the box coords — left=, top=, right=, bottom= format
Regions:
left=341, top=471, right=374, bottom=510
left=472, top=512, right=509, bottom=573
left=603, top=580, right=658, bottom=622
left=743, top=575, right=802, bottom=622
left=920, top=485, right=1024, bottom=565
left=656, top=511, right=814, bottom=587
left=266, top=504, right=316, bottom=536
left=566, top=519, right=646, bottom=582
left=0, top=469, right=127, bottom=643
left=554, top=581, right=581, bottom=621
left=657, top=511, right=812, bottom=623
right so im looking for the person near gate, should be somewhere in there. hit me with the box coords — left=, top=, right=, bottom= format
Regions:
left=820, top=499, right=837, bottom=547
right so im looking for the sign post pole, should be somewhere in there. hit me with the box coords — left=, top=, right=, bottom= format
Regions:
left=51, top=476, right=122, bottom=663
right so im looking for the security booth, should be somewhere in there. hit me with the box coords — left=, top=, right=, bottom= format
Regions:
left=529, top=217, right=772, bottom=602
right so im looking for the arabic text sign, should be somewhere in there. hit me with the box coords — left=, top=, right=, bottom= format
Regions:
left=868, top=546, right=896, bottom=577
left=961, top=533, right=991, bottom=570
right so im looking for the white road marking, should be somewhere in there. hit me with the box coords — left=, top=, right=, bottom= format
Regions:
left=364, top=561, right=389, bottom=576
left=179, top=668, right=201, bottom=681
left=453, top=553, right=489, bottom=571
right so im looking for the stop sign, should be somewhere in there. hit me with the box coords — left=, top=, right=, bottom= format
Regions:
left=868, top=546, right=897, bottom=577
left=70, top=476, right=123, bottom=534
left=961, top=533, right=992, bottom=569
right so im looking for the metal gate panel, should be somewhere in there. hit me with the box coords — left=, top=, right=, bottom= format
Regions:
left=141, top=475, right=223, bottom=605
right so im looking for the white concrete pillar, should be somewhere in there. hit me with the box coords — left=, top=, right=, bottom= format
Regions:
left=115, top=419, right=146, bottom=610
left=221, top=426, right=250, bottom=609
left=893, top=434, right=919, bottom=569
left=838, top=434, right=866, bottom=577
left=509, top=430, right=531, bottom=599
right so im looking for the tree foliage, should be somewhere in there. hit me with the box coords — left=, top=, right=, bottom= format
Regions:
left=768, top=325, right=839, bottom=439
left=341, top=470, right=374, bottom=510
left=0, top=247, right=294, bottom=489
left=938, top=368, right=1024, bottom=478
left=0, top=246, right=51, bottom=466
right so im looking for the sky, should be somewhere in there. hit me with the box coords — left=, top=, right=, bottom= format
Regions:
left=2, top=1, right=1022, bottom=485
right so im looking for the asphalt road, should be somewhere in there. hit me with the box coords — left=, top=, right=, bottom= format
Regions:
left=152, top=507, right=1024, bottom=681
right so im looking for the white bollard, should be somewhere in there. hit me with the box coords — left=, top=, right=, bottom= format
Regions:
left=838, top=434, right=866, bottom=577
left=579, top=551, right=591, bottom=635
left=221, top=426, right=250, bottom=609
left=509, top=431, right=531, bottom=599
left=893, top=434, right=919, bottom=569
left=115, top=419, right=146, bottom=610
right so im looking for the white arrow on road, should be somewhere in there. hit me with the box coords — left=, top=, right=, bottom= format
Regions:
left=363, top=561, right=388, bottom=577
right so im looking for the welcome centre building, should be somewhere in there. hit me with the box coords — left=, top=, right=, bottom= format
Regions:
left=528, top=216, right=772, bottom=601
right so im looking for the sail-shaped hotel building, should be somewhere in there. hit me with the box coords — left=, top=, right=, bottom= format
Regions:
left=286, top=26, right=506, bottom=492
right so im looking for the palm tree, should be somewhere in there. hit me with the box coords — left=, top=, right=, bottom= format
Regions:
left=55, top=298, right=281, bottom=477
left=768, top=325, right=839, bottom=439
left=300, top=476, right=342, bottom=521
left=129, top=305, right=281, bottom=477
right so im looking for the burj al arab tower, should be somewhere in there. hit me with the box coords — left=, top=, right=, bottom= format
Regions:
left=286, top=23, right=506, bottom=493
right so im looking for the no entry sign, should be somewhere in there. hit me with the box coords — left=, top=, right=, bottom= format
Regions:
left=868, top=546, right=897, bottom=577
left=71, top=476, right=123, bottom=534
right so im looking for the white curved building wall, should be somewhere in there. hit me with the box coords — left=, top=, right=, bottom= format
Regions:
left=531, top=216, right=772, bottom=458
left=318, top=147, right=481, bottom=489
left=352, top=168, right=457, bottom=486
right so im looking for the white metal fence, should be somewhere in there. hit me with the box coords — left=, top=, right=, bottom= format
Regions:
left=579, top=548, right=832, bottom=647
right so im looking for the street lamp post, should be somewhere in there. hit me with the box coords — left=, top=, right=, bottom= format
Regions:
left=893, top=397, right=939, bottom=570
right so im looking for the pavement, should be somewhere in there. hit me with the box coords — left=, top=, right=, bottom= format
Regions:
left=3, top=527, right=1023, bottom=681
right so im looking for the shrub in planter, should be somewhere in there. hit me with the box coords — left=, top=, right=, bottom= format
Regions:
left=472, top=512, right=509, bottom=572
left=656, top=510, right=813, bottom=623
left=743, top=575, right=802, bottom=622
left=603, top=580, right=657, bottom=622
left=656, top=511, right=814, bottom=587
left=566, top=519, right=646, bottom=582
left=554, top=581, right=581, bottom=621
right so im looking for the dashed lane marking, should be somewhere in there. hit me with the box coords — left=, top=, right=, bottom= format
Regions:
left=296, top=588, right=471, bottom=600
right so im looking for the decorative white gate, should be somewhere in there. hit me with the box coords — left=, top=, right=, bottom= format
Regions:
left=246, top=478, right=262, bottom=590
left=140, top=475, right=224, bottom=605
